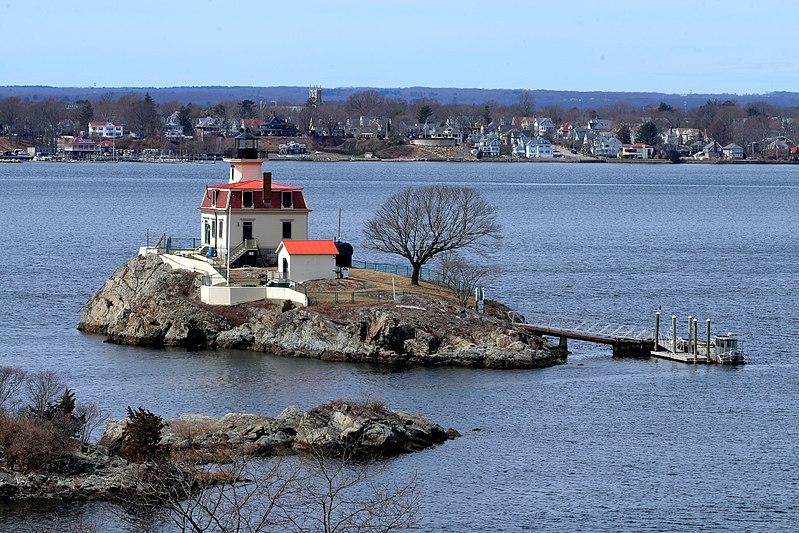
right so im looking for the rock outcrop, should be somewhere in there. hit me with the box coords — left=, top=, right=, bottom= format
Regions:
left=0, top=444, right=140, bottom=501
left=1, top=401, right=453, bottom=501
left=79, top=255, right=565, bottom=368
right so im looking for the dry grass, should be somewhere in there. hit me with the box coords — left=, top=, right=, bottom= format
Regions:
left=302, top=268, right=457, bottom=307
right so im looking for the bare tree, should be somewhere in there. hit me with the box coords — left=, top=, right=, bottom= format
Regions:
left=119, top=450, right=299, bottom=532
left=75, top=402, right=103, bottom=444
left=440, top=252, right=493, bottom=307
left=0, top=366, right=26, bottom=410
left=517, top=90, right=535, bottom=116
left=364, top=185, right=501, bottom=285
left=346, top=90, right=385, bottom=117
left=0, top=97, right=23, bottom=137
left=316, top=103, right=345, bottom=136
left=118, top=444, right=418, bottom=533
left=25, top=369, right=65, bottom=416
left=283, top=446, right=419, bottom=533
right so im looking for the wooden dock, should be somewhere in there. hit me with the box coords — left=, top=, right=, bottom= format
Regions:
left=514, top=312, right=744, bottom=365
left=650, top=349, right=709, bottom=364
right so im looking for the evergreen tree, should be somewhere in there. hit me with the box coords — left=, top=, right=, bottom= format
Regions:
left=636, top=121, right=658, bottom=145
left=75, top=100, right=94, bottom=129
left=617, top=124, right=632, bottom=144
left=121, top=406, right=166, bottom=463
left=237, top=99, right=257, bottom=119
left=416, top=105, right=433, bottom=124
left=177, top=105, right=193, bottom=133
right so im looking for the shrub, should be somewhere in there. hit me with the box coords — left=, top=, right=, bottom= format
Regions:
left=121, top=407, right=166, bottom=463
left=0, top=412, right=76, bottom=473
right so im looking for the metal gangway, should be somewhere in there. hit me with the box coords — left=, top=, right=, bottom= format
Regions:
left=509, top=312, right=656, bottom=356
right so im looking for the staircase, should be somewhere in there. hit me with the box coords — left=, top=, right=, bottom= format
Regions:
left=228, top=238, right=258, bottom=264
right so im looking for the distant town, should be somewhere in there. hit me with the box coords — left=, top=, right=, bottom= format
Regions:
left=2, top=86, right=798, bottom=163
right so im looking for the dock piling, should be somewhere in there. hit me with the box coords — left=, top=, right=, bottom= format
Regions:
left=655, top=311, right=660, bottom=350
left=671, top=315, right=677, bottom=354
left=706, top=319, right=712, bottom=364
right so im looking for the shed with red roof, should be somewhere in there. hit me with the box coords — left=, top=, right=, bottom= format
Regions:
left=275, top=239, right=338, bottom=282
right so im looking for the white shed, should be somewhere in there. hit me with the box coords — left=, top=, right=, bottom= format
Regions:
left=276, top=240, right=338, bottom=282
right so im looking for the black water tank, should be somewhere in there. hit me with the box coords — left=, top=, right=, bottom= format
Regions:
left=335, top=241, right=353, bottom=267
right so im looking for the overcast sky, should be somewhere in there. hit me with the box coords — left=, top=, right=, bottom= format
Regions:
left=1, top=0, right=794, bottom=95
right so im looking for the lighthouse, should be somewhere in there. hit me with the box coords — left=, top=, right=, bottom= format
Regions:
left=199, top=133, right=310, bottom=266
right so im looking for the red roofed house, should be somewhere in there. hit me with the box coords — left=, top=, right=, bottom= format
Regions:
left=275, top=239, right=338, bottom=282
left=198, top=132, right=310, bottom=266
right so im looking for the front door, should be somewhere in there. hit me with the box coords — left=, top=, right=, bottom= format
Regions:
left=242, top=221, right=253, bottom=241
left=204, top=223, right=211, bottom=244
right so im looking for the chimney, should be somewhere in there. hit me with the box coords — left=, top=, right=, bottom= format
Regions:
left=262, top=172, right=272, bottom=204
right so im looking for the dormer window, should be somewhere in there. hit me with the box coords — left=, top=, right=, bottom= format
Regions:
left=243, top=191, right=254, bottom=208
left=282, top=191, right=292, bottom=208
left=211, top=190, right=219, bottom=206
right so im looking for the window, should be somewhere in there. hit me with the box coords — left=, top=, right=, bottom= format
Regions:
left=282, top=191, right=292, bottom=208
left=243, top=191, right=253, bottom=208
left=211, top=190, right=218, bottom=206
left=282, top=221, right=292, bottom=239
left=211, top=220, right=217, bottom=238
left=219, top=221, right=224, bottom=238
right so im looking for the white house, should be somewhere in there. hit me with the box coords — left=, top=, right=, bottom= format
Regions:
left=592, top=135, right=623, bottom=157
left=533, top=117, right=555, bottom=137
left=276, top=239, right=338, bottom=282
left=478, top=134, right=502, bottom=157
left=722, top=143, right=744, bottom=160
left=198, top=133, right=310, bottom=265
left=619, top=143, right=655, bottom=159
left=525, top=137, right=553, bottom=158
left=88, top=121, right=124, bottom=138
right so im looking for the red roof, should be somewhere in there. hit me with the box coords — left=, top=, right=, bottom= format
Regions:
left=89, top=121, right=122, bottom=127
left=279, top=240, right=338, bottom=255
left=208, top=179, right=302, bottom=191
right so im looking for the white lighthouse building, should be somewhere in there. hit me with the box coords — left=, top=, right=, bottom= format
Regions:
left=198, top=132, right=310, bottom=266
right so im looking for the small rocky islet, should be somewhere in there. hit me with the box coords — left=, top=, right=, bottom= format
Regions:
left=77, top=254, right=565, bottom=369
left=0, top=400, right=455, bottom=501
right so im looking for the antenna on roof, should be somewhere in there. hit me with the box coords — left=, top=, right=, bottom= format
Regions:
left=337, top=208, right=342, bottom=241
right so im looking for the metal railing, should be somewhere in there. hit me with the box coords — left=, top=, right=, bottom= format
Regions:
left=521, top=313, right=655, bottom=341
left=351, top=260, right=446, bottom=285
left=305, top=290, right=410, bottom=305
left=229, top=238, right=258, bottom=262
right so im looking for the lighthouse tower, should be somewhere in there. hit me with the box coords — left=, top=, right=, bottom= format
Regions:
left=200, top=131, right=310, bottom=266
left=226, top=131, right=265, bottom=183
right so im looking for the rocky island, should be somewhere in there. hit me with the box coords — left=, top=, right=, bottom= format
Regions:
left=1, top=399, right=454, bottom=501
left=77, top=254, right=565, bottom=369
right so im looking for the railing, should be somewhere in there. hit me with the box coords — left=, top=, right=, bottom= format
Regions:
left=148, top=232, right=200, bottom=251
left=304, top=290, right=410, bottom=306
left=351, top=260, right=446, bottom=285
left=521, top=313, right=655, bottom=341
left=229, top=238, right=258, bottom=262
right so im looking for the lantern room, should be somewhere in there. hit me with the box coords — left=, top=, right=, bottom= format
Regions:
left=226, top=131, right=265, bottom=183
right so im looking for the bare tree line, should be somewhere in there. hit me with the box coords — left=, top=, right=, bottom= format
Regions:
left=2, top=90, right=798, bottom=153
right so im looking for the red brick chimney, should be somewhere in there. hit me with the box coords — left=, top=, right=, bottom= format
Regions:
left=262, top=172, right=272, bottom=204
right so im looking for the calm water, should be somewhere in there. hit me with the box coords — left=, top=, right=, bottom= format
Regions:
left=1, top=161, right=798, bottom=531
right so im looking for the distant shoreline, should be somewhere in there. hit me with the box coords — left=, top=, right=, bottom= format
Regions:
left=16, top=157, right=798, bottom=165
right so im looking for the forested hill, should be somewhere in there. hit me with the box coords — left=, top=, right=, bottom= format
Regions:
left=2, top=85, right=799, bottom=109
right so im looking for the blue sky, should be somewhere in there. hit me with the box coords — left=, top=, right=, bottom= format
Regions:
left=1, top=0, right=795, bottom=94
